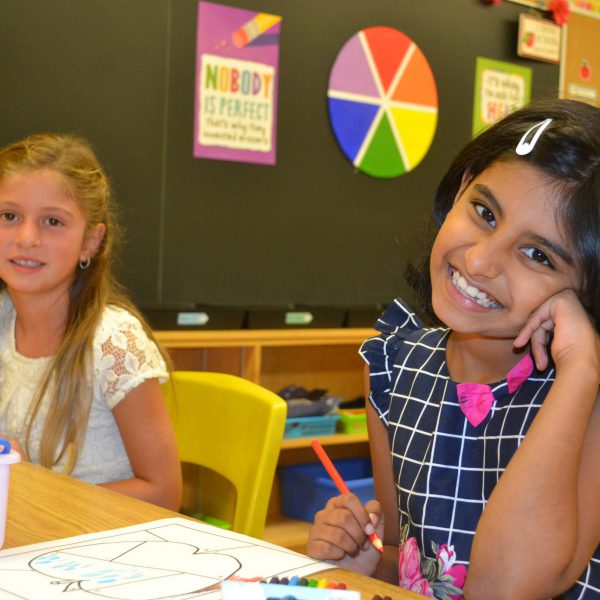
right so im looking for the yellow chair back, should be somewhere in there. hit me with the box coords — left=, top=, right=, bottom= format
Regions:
left=163, top=371, right=287, bottom=539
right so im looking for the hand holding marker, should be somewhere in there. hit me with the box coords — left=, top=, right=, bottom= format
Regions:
left=311, top=440, right=384, bottom=553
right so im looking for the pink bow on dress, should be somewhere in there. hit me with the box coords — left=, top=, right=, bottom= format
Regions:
left=456, top=354, right=534, bottom=427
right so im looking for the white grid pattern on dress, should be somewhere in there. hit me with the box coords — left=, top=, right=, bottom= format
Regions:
left=359, top=298, right=600, bottom=599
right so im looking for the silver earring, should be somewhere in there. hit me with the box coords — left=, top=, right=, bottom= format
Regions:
left=79, top=258, right=91, bottom=270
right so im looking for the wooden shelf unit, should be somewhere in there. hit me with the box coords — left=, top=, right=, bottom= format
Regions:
left=154, top=328, right=374, bottom=400
left=154, top=327, right=375, bottom=550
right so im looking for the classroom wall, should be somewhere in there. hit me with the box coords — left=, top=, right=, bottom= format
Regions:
left=0, top=1, right=559, bottom=311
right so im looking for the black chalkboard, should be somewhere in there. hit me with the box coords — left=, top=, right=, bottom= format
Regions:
left=0, top=0, right=558, bottom=312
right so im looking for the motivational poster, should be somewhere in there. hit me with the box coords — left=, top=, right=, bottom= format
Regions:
left=560, top=10, right=600, bottom=106
left=194, top=2, right=282, bottom=165
left=517, top=13, right=561, bottom=63
left=472, top=57, right=532, bottom=135
left=572, top=0, right=600, bottom=15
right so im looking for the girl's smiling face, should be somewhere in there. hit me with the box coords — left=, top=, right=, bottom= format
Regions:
left=0, top=168, right=104, bottom=301
left=430, top=160, right=581, bottom=339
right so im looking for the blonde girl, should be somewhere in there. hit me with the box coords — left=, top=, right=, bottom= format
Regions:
left=0, top=133, right=181, bottom=510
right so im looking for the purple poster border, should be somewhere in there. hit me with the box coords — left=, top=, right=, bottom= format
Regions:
left=194, top=1, right=281, bottom=165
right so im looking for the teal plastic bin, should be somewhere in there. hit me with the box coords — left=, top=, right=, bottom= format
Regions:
left=283, top=414, right=339, bottom=439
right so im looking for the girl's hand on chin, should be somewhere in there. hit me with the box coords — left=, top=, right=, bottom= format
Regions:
left=514, top=289, right=600, bottom=377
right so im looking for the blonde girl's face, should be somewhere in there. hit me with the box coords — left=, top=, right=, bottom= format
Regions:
left=0, top=168, right=105, bottom=301
left=430, top=160, right=581, bottom=340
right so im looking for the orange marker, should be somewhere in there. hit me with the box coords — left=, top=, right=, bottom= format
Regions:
left=311, top=440, right=384, bottom=553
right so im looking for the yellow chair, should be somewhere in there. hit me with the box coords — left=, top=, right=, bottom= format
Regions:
left=163, top=371, right=287, bottom=539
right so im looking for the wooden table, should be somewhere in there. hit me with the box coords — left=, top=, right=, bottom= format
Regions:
left=4, top=462, right=423, bottom=599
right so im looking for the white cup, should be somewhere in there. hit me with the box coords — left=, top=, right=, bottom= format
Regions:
left=0, top=449, right=21, bottom=549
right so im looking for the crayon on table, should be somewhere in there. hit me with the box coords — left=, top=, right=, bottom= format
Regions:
left=311, top=440, right=384, bottom=553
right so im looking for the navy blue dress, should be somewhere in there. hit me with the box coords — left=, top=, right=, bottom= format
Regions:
left=360, top=298, right=600, bottom=599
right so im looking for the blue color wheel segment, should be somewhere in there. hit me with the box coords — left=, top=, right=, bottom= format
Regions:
left=328, top=98, right=379, bottom=163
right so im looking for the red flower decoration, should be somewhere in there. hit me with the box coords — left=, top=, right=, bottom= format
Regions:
left=548, top=0, right=570, bottom=25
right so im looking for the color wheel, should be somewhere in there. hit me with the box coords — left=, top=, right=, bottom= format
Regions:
left=328, top=26, right=438, bottom=178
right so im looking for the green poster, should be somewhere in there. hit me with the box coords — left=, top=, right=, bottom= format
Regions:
left=472, top=57, right=532, bottom=136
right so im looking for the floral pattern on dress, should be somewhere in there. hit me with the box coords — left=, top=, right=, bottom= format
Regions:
left=398, top=525, right=467, bottom=599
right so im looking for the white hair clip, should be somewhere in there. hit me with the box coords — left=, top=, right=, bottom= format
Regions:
left=515, top=118, right=553, bottom=156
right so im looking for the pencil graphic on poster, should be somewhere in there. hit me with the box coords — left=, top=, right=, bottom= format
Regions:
left=232, top=12, right=281, bottom=48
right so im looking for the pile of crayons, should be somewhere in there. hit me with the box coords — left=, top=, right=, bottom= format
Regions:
left=261, top=576, right=346, bottom=589
left=259, top=576, right=393, bottom=600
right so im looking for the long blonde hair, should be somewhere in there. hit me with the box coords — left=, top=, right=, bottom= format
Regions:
left=0, top=132, right=169, bottom=471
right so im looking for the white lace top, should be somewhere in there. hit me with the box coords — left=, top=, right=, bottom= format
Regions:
left=0, top=291, right=168, bottom=484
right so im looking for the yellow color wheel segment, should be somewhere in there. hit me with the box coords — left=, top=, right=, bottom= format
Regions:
left=389, top=107, right=438, bottom=171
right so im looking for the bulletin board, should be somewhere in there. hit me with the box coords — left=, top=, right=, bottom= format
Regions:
left=0, top=0, right=559, bottom=314
left=560, top=9, right=600, bottom=105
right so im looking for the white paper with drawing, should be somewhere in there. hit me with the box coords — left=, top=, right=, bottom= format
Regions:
left=0, top=517, right=331, bottom=599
